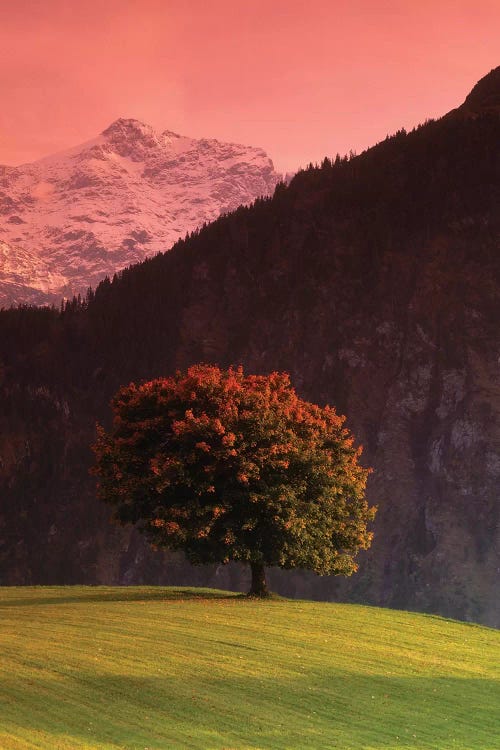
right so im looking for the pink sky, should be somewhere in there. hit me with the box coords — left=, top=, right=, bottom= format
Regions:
left=0, top=0, right=499, bottom=172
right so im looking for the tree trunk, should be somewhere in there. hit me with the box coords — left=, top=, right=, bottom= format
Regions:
left=249, top=561, right=269, bottom=597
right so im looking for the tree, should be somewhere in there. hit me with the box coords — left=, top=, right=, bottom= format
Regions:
left=92, top=365, right=375, bottom=596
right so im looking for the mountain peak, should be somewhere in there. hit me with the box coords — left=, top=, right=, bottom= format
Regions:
left=0, top=119, right=281, bottom=306
left=461, top=66, right=500, bottom=114
left=102, top=118, right=157, bottom=142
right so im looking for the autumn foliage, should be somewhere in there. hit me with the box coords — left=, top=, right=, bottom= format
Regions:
left=93, top=365, right=375, bottom=595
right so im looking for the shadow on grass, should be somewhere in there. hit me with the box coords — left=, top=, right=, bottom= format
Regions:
left=1, top=670, right=499, bottom=749
left=0, top=586, right=241, bottom=608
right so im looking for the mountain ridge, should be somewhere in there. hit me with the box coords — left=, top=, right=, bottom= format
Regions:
left=0, top=119, right=281, bottom=307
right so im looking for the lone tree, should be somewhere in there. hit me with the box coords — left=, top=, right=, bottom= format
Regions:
left=93, top=365, right=375, bottom=596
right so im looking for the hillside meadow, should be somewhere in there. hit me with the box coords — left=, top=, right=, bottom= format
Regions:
left=0, top=586, right=498, bottom=749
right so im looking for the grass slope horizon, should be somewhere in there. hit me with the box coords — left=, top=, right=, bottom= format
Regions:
left=1, top=586, right=498, bottom=750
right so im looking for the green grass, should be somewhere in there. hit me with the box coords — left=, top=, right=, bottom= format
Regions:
left=0, top=587, right=498, bottom=749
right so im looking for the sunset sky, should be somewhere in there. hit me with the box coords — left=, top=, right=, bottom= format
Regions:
left=1, top=0, right=499, bottom=172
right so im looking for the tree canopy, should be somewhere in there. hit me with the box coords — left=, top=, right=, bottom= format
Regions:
left=93, top=364, right=375, bottom=595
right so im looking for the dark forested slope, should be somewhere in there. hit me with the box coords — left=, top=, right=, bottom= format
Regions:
left=2, top=69, right=500, bottom=625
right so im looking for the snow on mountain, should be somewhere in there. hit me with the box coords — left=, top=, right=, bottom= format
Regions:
left=0, top=119, right=281, bottom=307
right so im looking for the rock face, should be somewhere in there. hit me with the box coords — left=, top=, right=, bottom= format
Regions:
left=0, top=119, right=280, bottom=306
left=460, top=66, right=500, bottom=114
left=1, top=70, right=500, bottom=627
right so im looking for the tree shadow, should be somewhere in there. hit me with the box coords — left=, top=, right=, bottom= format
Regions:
left=0, top=585, right=241, bottom=608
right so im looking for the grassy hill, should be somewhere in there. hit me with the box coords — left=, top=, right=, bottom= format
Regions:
left=0, top=587, right=498, bottom=749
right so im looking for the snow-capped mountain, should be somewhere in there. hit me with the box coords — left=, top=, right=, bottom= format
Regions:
left=0, top=119, right=281, bottom=307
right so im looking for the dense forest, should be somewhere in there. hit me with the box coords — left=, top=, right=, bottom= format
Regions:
left=2, top=73, right=500, bottom=625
